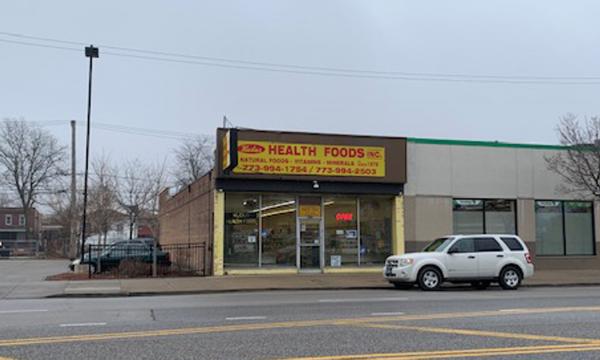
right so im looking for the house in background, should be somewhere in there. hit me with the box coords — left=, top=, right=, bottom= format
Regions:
left=0, top=207, right=42, bottom=256
left=84, top=210, right=156, bottom=245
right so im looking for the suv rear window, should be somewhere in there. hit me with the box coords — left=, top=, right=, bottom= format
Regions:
left=475, top=238, right=503, bottom=252
left=500, top=237, right=524, bottom=251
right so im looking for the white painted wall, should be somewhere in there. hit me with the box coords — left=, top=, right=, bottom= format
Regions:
left=405, top=142, right=585, bottom=200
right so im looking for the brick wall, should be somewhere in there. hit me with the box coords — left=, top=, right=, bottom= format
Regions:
left=0, top=207, right=41, bottom=234
left=159, top=171, right=214, bottom=274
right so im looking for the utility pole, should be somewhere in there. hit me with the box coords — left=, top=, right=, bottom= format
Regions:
left=69, top=120, right=76, bottom=258
left=80, top=45, right=99, bottom=261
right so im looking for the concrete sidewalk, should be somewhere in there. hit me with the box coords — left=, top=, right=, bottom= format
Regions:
left=47, top=269, right=600, bottom=298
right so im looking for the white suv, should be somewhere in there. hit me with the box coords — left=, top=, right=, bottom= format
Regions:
left=384, top=235, right=534, bottom=291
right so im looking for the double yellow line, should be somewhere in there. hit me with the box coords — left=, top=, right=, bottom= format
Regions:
left=282, top=344, right=600, bottom=360
left=284, top=307, right=600, bottom=359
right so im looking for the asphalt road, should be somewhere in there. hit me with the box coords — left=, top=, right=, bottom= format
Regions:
left=0, top=260, right=70, bottom=299
left=2, top=286, right=600, bottom=359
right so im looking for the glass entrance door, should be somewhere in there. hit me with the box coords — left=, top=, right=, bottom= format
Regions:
left=297, top=196, right=323, bottom=271
left=299, top=219, right=322, bottom=269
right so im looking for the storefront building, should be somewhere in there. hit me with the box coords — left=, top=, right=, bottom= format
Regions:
left=159, top=128, right=600, bottom=275
left=213, top=128, right=407, bottom=275
left=404, top=138, right=599, bottom=270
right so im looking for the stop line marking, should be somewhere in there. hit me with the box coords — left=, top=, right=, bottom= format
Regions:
left=60, top=322, right=107, bottom=327
left=370, top=312, right=405, bottom=316
left=0, top=309, right=48, bottom=314
left=225, top=316, right=267, bottom=321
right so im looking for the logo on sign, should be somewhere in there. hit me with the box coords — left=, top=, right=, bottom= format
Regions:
left=238, top=143, right=265, bottom=154
left=366, top=150, right=382, bottom=159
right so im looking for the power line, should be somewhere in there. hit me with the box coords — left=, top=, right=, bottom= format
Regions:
left=2, top=30, right=600, bottom=81
left=2, top=32, right=600, bottom=85
left=87, top=122, right=203, bottom=139
left=34, top=120, right=206, bottom=139
left=21, top=119, right=209, bottom=140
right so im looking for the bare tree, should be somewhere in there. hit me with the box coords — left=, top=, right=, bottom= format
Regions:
left=88, top=155, right=120, bottom=245
left=173, top=135, right=214, bottom=186
left=0, top=120, right=66, bottom=239
left=0, top=193, right=14, bottom=207
left=143, top=160, right=168, bottom=240
left=116, top=159, right=167, bottom=240
left=546, top=114, right=600, bottom=197
left=45, top=189, right=81, bottom=257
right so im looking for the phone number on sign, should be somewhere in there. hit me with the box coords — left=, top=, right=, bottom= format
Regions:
left=237, top=164, right=379, bottom=176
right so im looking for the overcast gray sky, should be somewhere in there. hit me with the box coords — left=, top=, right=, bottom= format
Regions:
left=1, top=1, right=599, bottom=169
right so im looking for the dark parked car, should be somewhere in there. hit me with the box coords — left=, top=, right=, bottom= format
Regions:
left=0, top=241, right=8, bottom=257
left=69, top=240, right=170, bottom=273
left=137, top=237, right=160, bottom=249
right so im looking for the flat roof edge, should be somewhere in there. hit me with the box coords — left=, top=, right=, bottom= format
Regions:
left=408, top=137, right=565, bottom=150
left=219, top=127, right=407, bottom=140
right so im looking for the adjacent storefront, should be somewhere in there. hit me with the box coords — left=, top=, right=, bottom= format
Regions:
left=214, top=128, right=407, bottom=275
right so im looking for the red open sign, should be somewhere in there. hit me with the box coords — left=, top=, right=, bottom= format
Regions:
left=336, top=212, right=353, bottom=221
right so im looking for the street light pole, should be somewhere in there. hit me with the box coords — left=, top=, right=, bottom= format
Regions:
left=80, top=45, right=99, bottom=261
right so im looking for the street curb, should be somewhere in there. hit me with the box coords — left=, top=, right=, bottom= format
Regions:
left=46, top=286, right=392, bottom=298
left=44, top=282, right=600, bottom=298
left=523, top=282, right=600, bottom=288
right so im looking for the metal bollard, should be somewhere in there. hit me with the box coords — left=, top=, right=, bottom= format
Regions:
left=88, top=244, right=92, bottom=279
left=152, top=241, right=157, bottom=278
left=97, top=246, right=101, bottom=274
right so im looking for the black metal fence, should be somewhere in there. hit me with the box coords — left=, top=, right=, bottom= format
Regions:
left=86, top=241, right=206, bottom=278
left=0, top=239, right=39, bottom=257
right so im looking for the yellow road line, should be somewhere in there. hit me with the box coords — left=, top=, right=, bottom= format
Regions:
left=280, top=344, right=600, bottom=360
left=353, top=323, right=597, bottom=344
left=0, top=320, right=330, bottom=347
left=359, top=305, right=600, bottom=323
left=2, top=305, right=600, bottom=348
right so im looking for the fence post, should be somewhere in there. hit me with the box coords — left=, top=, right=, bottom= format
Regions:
left=152, top=241, right=157, bottom=278
left=203, top=244, right=206, bottom=276
left=97, top=245, right=101, bottom=274
left=88, top=244, right=92, bottom=279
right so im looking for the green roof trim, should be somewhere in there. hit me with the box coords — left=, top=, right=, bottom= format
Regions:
left=407, top=137, right=565, bottom=150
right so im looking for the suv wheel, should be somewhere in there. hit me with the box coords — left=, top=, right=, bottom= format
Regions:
left=471, top=281, right=490, bottom=290
left=499, top=266, right=522, bottom=290
left=418, top=267, right=442, bottom=291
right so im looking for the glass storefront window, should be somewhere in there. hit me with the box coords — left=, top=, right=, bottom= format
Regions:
left=224, top=193, right=395, bottom=269
left=453, top=200, right=484, bottom=234
left=536, top=200, right=595, bottom=256
left=359, top=197, right=392, bottom=265
left=485, top=199, right=516, bottom=234
left=324, top=197, right=358, bottom=267
left=535, top=201, right=564, bottom=256
left=565, top=202, right=594, bottom=255
left=224, top=193, right=259, bottom=267
left=261, top=195, right=296, bottom=267
left=453, top=199, right=516, bottom=235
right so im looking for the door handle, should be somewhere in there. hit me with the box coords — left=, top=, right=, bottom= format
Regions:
left=496, top=255, right=504, bottom=258
left=468, top=255, right=476, bottom=259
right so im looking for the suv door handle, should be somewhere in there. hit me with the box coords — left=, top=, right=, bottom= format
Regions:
left=468, top=255, right=476, bottom=259
left=496, top=255, right=504, bottom=258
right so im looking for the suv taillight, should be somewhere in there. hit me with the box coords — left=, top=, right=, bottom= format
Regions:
left=525, top=253, right=532, bottom=264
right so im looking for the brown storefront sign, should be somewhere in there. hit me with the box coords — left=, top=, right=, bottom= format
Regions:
left=216, top=128, right=406, bottom=184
